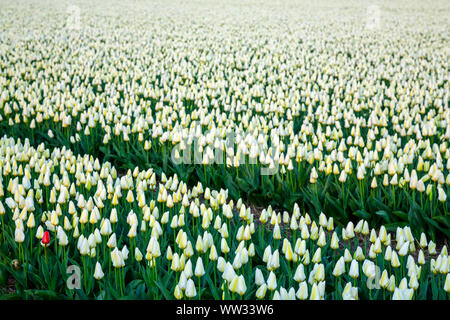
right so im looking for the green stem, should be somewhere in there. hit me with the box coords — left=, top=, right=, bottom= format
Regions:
left=392, top=185, right=396, bottom=210
left=120, top=267, right=125, bottom=296
left=1, top=215, right=4, bottom=243
left=83, top=256, right=87, bottom=291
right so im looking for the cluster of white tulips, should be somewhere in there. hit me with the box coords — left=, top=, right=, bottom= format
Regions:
left=0, top=0, right=448, bottom=300
left=0, top=135, right=448, bottom=299
left=0, top=2, right=447, bottom=230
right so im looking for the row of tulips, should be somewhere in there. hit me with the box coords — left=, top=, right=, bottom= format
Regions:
left=1, top=107, right=448, bottom=240
left=0, top=135, right=448, bottom=299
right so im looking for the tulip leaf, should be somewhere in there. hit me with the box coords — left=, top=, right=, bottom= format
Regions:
left=24, top=289, right=61, bottom=300
left=204, top=274, right=220, bottom=300
left=0, top=293, right=22, bottom=300
left=431, top=215, right=450, bottom=228
left=353, top=210, right=371, bottom=220
left=0, top=267, right=8, bottom=286
left=391, top=210, right=408, bottom=220
left=324, top=193, right=348, bottom=220
left=375, top=210, right=391, bottom=223
left=383, top=222, right=408, bottom=232
left=423, top=216, right=450, bottom=238
left=431, top=278, right=438, bottom=300
left=418, top=280, right=428, bottom=299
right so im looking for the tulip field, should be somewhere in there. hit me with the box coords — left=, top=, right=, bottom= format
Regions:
left=0, top=0, right=449, bottom=300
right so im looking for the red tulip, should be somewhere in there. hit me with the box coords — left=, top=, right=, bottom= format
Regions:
left=41, top=231, right=50, bottom=245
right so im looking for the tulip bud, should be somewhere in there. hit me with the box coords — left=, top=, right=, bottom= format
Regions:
left=333, top=257, right=345, bottom=277
left=15, top=228, right=25, bottom=243
left=296, top=281, right=308, bottom=300
left=330, top=232, right=339, bottom=250
left=255, top=268, right=265, bottom=286
left=444, top=274, right=450, bottom=293
left=379, top=270, right=389, bottom=289
left=309, top=282, right=321, bottom=300
left=349, top=260, right=359, bottom=279
left=107, top=234, right=117, bottom=248
left=391, top=250, right=400, bottom=268
left=185, top=279, right=197, bottom=298
left=94, top=262, right=104, bottom=280
left=41, top=231, right=50, bottom=246
left=195, top=257, right=205, bottom=277
left=135, top=248, right=143, bottom=262
left=294, top=263, right=306, bottom=282
left=256, top=284, right=267, bottom=299
left=267, top=271, right=277, bottom=291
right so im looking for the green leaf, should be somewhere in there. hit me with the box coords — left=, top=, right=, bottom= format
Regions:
left=106, top=281, right=120, bottom=299
left=418, top=279, right=428, bottom=299
left=432, top=215, right=450, bottom=228
left=204, top=274, right=220, bottom=300
left=391, top=210, right=408, bottom=220
left=384, top=222, right=408, bottom=232
left=0, top=293, right=22, bottom=300
left=368, top=197, right=391, bottom=212
left=353, top=210, right=371, bottom=220
left=375, top=210, right=391, bottom=223
left=324, top=193, right=348, bottom=220
left=423, top=216, right=450, bottom=238
left=24, top=289, right=61, bottom=300
left=0, top=267, right=8, bottom=286
left=118, top=295, right=138, bottom=300
left=154, top=280, right=171, bottom=300
left=431, top=277, right=438, bottom=300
